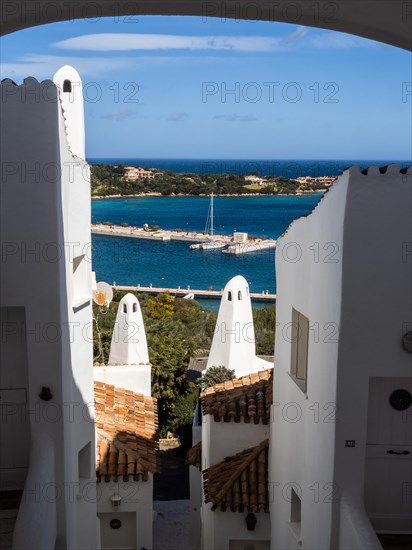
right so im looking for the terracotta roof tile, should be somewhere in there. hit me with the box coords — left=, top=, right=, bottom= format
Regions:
left=94, top=381, right=160, bottom=482
left=203, top=439, right=269, bottom=513
left=201, top=369, right=273, bottom=424
left=186, top=441, right=202, bottom=470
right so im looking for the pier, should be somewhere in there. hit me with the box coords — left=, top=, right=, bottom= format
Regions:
left=91, top=224, right=232, bottom=244
left=91, top=224, right=277, bottom=253
left=114, top=285, right=277, bottom=303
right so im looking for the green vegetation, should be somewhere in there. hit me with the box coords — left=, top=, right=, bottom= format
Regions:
left=93, top=291, right=276, bottom=436
left=91, top=164, right=327, bottom=197
left=197, top=365, right=235, bottom=391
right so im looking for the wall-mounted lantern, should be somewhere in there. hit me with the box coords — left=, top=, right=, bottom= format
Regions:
left=39, top=387, right=53, bottom=401
left=245, top=512, right=257, bottom=531
left=110, top=492, right=122, bottom=509
left=402, top=331, right=412, bottom=353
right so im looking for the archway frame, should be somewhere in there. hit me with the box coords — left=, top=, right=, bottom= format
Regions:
left=1, top=0, right=411, bottom=51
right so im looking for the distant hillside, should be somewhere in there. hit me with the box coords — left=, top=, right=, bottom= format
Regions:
left=90, top=164, right=331, bottom=197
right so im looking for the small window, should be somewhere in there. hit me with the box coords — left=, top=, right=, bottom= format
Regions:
left=238, top=291, right=242, bottom=300
left=72, top=255, right=89, bottom=309
left=78, top=442, right=91, bottom=479
left=290, top=487, right=302, bottom=539
left=123, top=303, right=127, bottom=314
left=133, top=303, right=137, bottom=313
left=63, top=79, right=72, bottom=93
left=290, top=487, right=301, bottom=523
left=227, top=291, right=232, bottom=301
left=290, top=308, right=309, bottom=393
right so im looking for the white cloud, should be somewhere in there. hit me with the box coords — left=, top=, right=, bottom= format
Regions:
left=101, top=109, right=137, bottom=121
left=54, top=34, right=278, bottom=52
left=0, top=54, right=134, bottom=80
left=52, top=28, right=378, bottom=53
left=166, top=112, right=189, bottom=121
left=0, top=53, right=228, bottom=81
left=213, top=114, right=258, bottom=122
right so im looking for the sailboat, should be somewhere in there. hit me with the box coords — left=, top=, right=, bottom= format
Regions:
left=190, top=193, right=226, bottom=250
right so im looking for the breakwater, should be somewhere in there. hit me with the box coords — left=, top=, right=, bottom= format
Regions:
left=115, top=284, right=276, bottom=302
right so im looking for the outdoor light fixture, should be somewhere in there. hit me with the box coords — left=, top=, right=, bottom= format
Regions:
left=402, top=331, right=412, bottom=353
left=245, top=512, right=257, bottom=531
left=110, top=492, right=122, bottom=509
left=39, top=386, right=53, bottom=401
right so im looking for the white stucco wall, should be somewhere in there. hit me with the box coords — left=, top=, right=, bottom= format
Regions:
left=53, top=65, right=85, bottom=160
left=202, top=417, right=270, bottom=471
left=270, top=166, right=412, bottom=549
left=207, top=275, right=270, bottom=377
left=98, top=478, right=154, bottom=550
left=201, top=504, right=271, bottom=550
left=200, top=415, right=271, bottom=550
left=0, top=73, right=98, bottom=549
left=270, top=173, right=348, bottom=550
left=108, top=294, right=150, bottom=366
left=332, top=166, right=412, bottom=541
left=93, top=365, right=152, bottom=397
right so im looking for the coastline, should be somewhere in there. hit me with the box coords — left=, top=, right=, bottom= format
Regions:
left=91, top=190, right=326, bottom=200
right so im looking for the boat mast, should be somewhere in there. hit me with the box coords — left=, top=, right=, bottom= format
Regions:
left=210, top=193, right=214, bottom=238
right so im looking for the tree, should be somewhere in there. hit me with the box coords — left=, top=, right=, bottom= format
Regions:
left=197, top=365, right=235, bottom=391
left=145, top=292, right=175, bottom=320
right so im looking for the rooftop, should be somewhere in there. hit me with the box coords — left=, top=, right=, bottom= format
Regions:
left=94, top=381, right=160, bottom=481
left=201, top=369, right=273, bottom=424
left=203, top=439, right=269, bottom=513
left=186, top=441, right=202, bottom=470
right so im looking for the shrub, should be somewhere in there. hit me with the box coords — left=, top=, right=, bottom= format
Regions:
left=197, top=365, right=235, bottom=391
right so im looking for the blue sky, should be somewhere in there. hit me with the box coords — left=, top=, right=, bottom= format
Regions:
left=1, top=15, right=411, bottom=160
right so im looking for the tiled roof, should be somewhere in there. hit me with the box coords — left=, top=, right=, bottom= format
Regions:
left=203, top=439, right=269, bottom=512
left=201, top=369, right=273, bottom=423
left=186, top=441, right=202, bottom=470
left=94, top=381, right=159, bottom=481
left=187, top=356, right=208, bottom=382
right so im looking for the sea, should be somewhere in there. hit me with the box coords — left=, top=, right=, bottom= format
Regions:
left=88, top=157, right=410, bottom=178
left=90, top=158, right=411, bottom=308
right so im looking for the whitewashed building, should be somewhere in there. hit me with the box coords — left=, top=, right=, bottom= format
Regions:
left=269, top=166, right=412, bottom=549
left=189, top=276, right=273, bottom=550
left=1, top=4, right=411, bottom=550
left=0, top=67, right=98, bottom=549
left=94, top=293, right=159, bottom=550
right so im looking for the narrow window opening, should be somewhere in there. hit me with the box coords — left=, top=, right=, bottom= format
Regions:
left=72, top=255, right=89, bottom=310
left=227, top=291, right=232, bottom=301
left=123, top=303, right=127, bottom=314
left=290, top=308, right=309, bottom=393
left=78, top=442, right=91, bottom=479
left=63, top=79, right=72, bottom=93
left=290, top=487, right=301, bottom=523
left=238, top=291, right=242, bottom=300
left=133, top=303, right=137, bottom=313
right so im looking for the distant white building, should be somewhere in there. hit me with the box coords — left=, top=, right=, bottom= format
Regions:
left=0, top=67, right=98, bottom=549
left=245, top=175, right=266, bottom=185
left=269, top=166, right=412, bottom=549
left=94, top=293, right=159, bottom=549
left=124, top=167, right=155, bottom=181
left=189, top=276, right=273, bottom=550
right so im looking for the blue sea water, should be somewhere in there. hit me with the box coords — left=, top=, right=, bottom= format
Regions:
left=90, top=157, right=411, bottom=302
left=91, top=194, right=322, bottom=295
left=88, top=157, right=411, bottom=178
